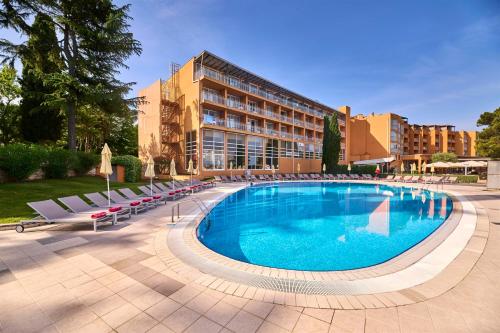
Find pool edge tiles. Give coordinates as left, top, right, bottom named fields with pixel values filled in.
left=196, top=182, right=454, bottom=271
left=162, top=181, right=481, bottom=297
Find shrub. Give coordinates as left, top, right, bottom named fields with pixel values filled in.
left=457, top=175, right=479, bottom=183
left=0, top=143, right=47, bottom=181
left=332, top=164, right=376, bottom=175
left=112, top=155, right=142, bottom=182
left=44, top=149, right=72, bottom=179
left=72, top=151, right=99, bottom=175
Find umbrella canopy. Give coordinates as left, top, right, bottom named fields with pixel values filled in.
left=297, top=163, right=301, bottom=174
left=400, top=163, right=405, bottom=173
left=411, top=163, right=417, bottom=173
left=229, top=161, right=233, bottom=170
left=170, top=159, right=177, bottom=177
left=100, top=143, right=113, bottom=207
left=431, top=165, right=435, bottom=173
left=145, top=155, right=155, bottom=178
left=422, top=161, right=427, bottom=172
left=462, top=160, right=487, bottom=167
left=432, top=161, right=451, bottom=168
left=100, top=143, right=113, bottom=176
left=347, top=164, right=352, bottom=171
left=322, top=163, right=326, bottom=173
left=271, top=165, right=275, bottom=175
left=187, top=159, right=194, bottom=174
left=375, top=164, right=380, bottom=172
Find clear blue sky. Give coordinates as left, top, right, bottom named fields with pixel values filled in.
left=116, top=0, right=499, bottom=131
left=2, top=1, right=499, bottom=130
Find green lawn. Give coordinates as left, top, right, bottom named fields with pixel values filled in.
left=0, top=176, right=147, bottom=224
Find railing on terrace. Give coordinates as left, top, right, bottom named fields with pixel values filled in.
left=280, top=132, right=293, bottom=139
left=196, top=66, right=328, bottom=117
left=294, top=134, right=304, bottom=140
left=202, top=117, right=225, bottom=127
left=227, top=122, right=246, bottom=131
left=294, top=119, right=304, bottom=127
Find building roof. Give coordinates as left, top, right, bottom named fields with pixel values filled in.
left=193, top=50, right=339, bottom=113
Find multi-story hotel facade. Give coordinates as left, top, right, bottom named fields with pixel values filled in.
left=138, top=51, right=350, bottom=177
left=138, top=51, right=477, bottom=176
left=349, top=113, right=478, bottom=170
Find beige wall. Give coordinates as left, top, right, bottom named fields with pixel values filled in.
left=138, top=80, right=162, bottom=160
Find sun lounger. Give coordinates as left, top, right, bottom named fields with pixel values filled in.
left=139, top=185, right=178, bottom=201
left=59, top=195, right=131, bottom=224
left=258, top=175, right=266, bottom=181
left=85, top=192, right=147, bottom=215
left=220, top=175, right=230, bottom=182
left=290, top=174, right=298, bottom=180
left=384, top=175, right=395, bottom=181
left=214, top=175, right=223, bottom=182
left=19, top=199, right=113, bottom=233
left=155, top=182, right=187, bottom=196
left=118, top=188, right=163, bottom=206
left=105, top=190, right=156, bottom=209
left=443, top=176, right=458, bottom=184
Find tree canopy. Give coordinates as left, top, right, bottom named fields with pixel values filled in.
left=476, top=107, right=500, bottom=158
left=0, top=0, right=142, bottom=150
left=0, top=65, right=21, bottom=144
left=431, top=152, right=458, bottom=163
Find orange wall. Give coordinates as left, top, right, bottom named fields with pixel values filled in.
left=138, top=80, right=162, bottom=160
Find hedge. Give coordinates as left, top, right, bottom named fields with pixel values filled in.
left=0, top=143, right=100, bottom=182
left=111, top=155, right=142, bottom=182
left=333, top=164, right=377, bottom=175
left=457, top=175, right=479, bottom=183
left=0, top=144, right=48, bottom=181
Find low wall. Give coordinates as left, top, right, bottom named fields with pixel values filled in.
left=487, top=161, right=500, bottom=189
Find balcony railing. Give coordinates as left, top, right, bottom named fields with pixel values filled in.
left=280, top=132, right=293, bottom=139
left=196, top=66, right=327, bottom=117
left=294, top=134, right=304, bottom=141
left=280, top=115, right=293, bottom=123
left=294, top=119, right=304, bottom=127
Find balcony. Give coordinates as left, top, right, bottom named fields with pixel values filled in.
left=196, top=66, right=327, bottom=117
left=280, top=115, right=293, bottom=123
left=280, top=132, right=293, bottom=139
left=305, top=122, right=315, bottom=129
left=264, top=128, right=279, bottom=137
left=294, top=119, right=304, bottom=127
left=294, top=134, right=304, bottom=141
left=305, top=136, right=315, bottom=142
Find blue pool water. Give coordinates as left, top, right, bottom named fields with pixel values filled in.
left=197, top=182, right=453, bottom=271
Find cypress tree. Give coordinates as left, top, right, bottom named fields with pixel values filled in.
left=329, top=113, right=342, bottom=171
left=19, top=13, right=64, bottom=143
left=321, top=115, right=332, bottom=171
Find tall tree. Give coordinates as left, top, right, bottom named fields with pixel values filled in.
left=0, top=0, right=142, bottom=150
left=321, top=115, right=332, bottom=171
left=329, top=113, right=342, bottom=170
left=321, top=114, right=342, bottom=173
left=19, top=13, right=64, bottom=143
left=0, top=65, right=21, bottom=144
left=476, top=107, right=500, bottom=158
left=431, top=152, right=458, bottom=163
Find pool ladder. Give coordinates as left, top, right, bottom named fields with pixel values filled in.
left=170, top=196, right=213, bottom=224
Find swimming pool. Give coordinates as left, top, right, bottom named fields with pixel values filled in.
left=197, top=182, right=453, bottom=271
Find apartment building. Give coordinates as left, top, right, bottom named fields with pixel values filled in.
left=138, top=51, right=350, bottom=177
left=349, top=113, right=477, bottom=170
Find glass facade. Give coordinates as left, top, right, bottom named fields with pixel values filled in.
left=280, top=141, right=293, bottom=158
left=247, top=136, right=264, bottom=169
left=202, top=129, right=224, bottom=170
left=227, top=133, right=245, bottom=169
left=305, top=143, right=314, bottom=159
left=185, top=130, right=197, bottom=169
left=265, top=139, right=279, bottom=169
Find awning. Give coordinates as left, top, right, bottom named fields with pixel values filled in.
left=353, top=156, right=396, bottom=165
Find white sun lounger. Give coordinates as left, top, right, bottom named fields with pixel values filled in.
left=19, top=199, right=113, bottom=233
left=58, top=195, right=131, bottom=224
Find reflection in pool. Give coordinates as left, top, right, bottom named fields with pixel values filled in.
left=197, top=182, right=453, bottom=271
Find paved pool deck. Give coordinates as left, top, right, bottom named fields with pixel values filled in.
left=0, top=181, right=499, bottom=332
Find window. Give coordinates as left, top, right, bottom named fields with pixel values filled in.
left=315, top=144, right=322, bottom=160
left=185, top=130, right=197, bottom=169
left=247, top=136, right=264, bottom=169
left=248, top=101, right=258, bottom=113
left=265, top=139, right=279, bottom=169
left=280, top=141, right=292, bottom=158
left=227, top=114, right=244, bottom=130
left=227, top=94, right=242, bottom=109
left=249, top=84, right=258, bottom=95
left=340, top=149, right=345, bottom=161
left=226, top=133, right=245, bottom=169
left=294, top=142, right=304, bottom=158
left=305, top=143, right=314, bottom=159
left=203, top=109, right=223, bottom=126
left=202, top=129, right=224, bottom=170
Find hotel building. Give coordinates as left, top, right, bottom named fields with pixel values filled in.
left=349, top=113, right=477, bottom=170
left=138, top=51, right=350, bottom=177
left=138, top=51, right=477, bottom=176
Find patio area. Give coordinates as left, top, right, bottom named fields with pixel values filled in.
left=0, top=182, right=499, bottom=333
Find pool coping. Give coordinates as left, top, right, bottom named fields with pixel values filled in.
left=156, top=181, right=489, bottom=308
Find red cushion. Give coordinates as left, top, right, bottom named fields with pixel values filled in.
left=142, top=198, right=152, bottom=203
left=168, top=192, right=176, bottom=195
left=108, top=206, right=122, bottom=212
left=175, top=190, right=182, bottom=193
left=153, top=195, right=162, bottom=199
left=130, top=201, right=141, bottom=207
left=91, top=211, right=107, bottom=219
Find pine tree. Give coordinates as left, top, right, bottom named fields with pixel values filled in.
left=19, top=13, right=64, bottom=143
left=1, top=0, right=142, bottom=150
